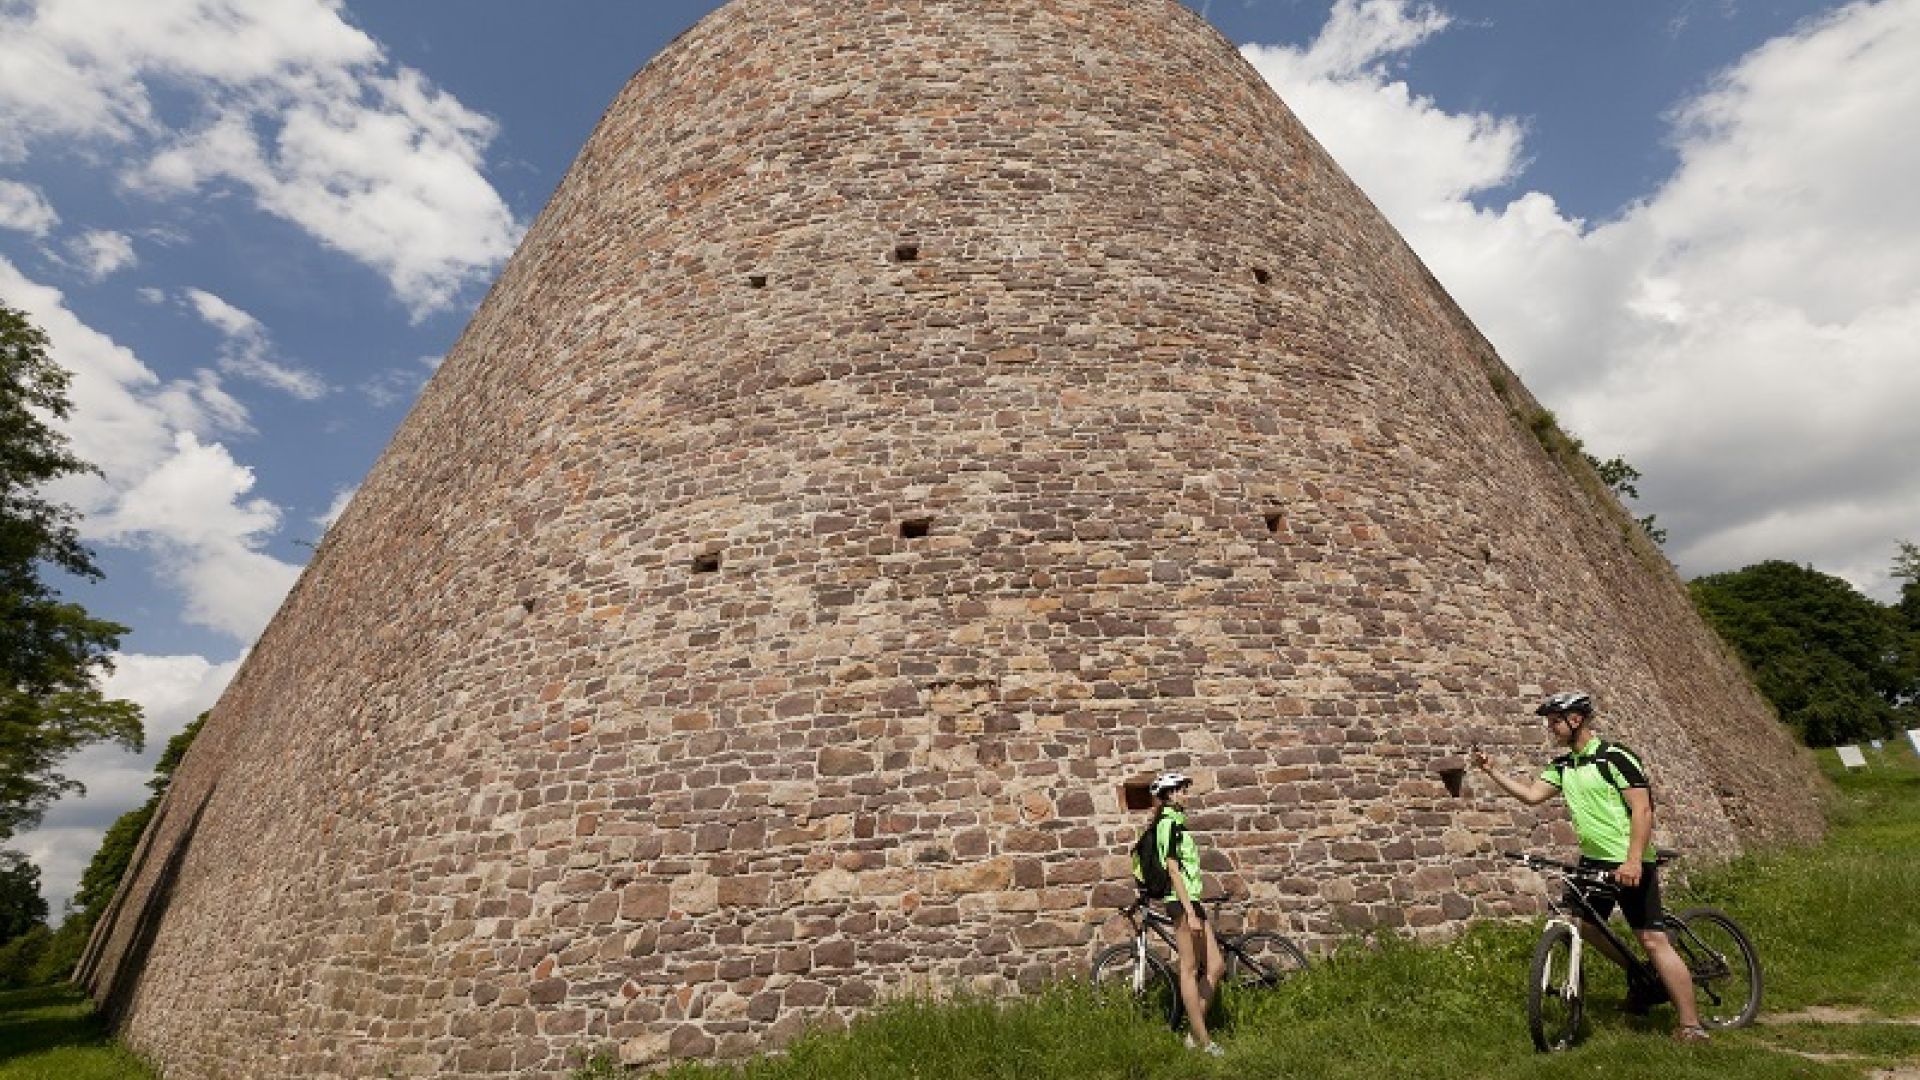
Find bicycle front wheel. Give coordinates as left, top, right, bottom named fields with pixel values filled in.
left=1223, top=931, right=1309, bottom=990
left=1671, top=907, right=1762, bottom=1028
left=1090, top=943, right=1181, bottom=1029
left=1527, top=923, right=1585, bottom=1052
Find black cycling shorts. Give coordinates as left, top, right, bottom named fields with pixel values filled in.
left=1567, top=857, right=1662, bottom=931
left=1164, top=900, right=1209, bottom=925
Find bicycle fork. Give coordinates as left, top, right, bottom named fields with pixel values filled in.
left=1546, top=917, right=1585, bottom=1006
left=1130, top=935, right=1150, bottom=992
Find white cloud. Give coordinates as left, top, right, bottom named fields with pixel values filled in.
left=1243, top=2, right=1527, bottom=221
left=314, top=485, right=357, bottom=530
left=93, top=432, right=302, bottom=640
left=13, top=652, right=241, bottom=916
left=0, top=0, right=520, bottom=316
left=1, top=257, right=302, bottom=638
left=1242, top=0, right=1920, bottom=600
left=65, top=228, right=137, bottom=280
left=0, top=179, right=59, bottom=235
left=182, top=287, right=329, bottom=399
left=0, top=255, right=247, bottom=485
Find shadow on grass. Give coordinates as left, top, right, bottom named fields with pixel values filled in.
left=0, top=984, right=114, bottom=1064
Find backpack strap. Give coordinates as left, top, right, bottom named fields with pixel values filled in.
left=1590, top=739, right=1653, bottom=808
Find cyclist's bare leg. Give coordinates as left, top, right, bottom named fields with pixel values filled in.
left=1197, top=926, right=1225, bottom=1016
left=1636, top=929, right=1702, bottom=1028
left=1173, top=911, right=1213, bottom=1046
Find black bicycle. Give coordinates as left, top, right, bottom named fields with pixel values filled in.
left=1509, top=852, right=1762, bottom=1051
left=1089, top=890, right=1308, bottom=1028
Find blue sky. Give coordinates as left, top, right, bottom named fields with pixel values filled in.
left=3, top=0, right=1914, bottom=914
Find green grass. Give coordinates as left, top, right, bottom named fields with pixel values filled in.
left=0, top=984, right=155, bottom=1079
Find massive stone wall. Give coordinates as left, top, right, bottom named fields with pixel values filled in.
left=83, top=0, right=1822, bottom=1075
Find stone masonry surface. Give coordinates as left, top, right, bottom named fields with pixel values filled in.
left=83, top=1, right=1823, bottom=1075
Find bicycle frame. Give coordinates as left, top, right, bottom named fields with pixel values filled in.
left=1543, top=869, right=1661, bottom=988
left=1112, top=893, right=1240, bottom=982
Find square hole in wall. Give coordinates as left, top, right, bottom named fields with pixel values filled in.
left=1263, top=511, right=1284, bottom=533
left=692, top=552, right=722, bottom=574
left=747, top=273, right=768, bottom=289
left=1253, top=267, right=1271, bottom=285
left=899, top=518, right=932, bottom=539
left=893, top=242, right=920, bottom=263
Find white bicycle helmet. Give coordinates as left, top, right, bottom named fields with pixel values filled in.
left=1535, top=691, right=1593, bottom=717
left=1148, top=771, right=1192, bottom=797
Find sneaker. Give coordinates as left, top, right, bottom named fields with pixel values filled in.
left=1183, top=1034, right=1196, bottom=1049
left=1203, top=1042, right=1226, bottom=1057
left=1673, top=1025, right=1711, bottom=1044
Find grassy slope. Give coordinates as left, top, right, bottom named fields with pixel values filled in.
left=0, top=985, right=155, bottom=1080
left=5, top=754, right=1915, bottom=1079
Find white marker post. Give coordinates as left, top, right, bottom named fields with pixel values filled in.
left=1907, top=729, right=1920, bottom=756
left=1836, top=745, right=1868, bottom=769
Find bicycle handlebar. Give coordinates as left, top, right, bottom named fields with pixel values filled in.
left=1504, top=851, right=1615, bottom=887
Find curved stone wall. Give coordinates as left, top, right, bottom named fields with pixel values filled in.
left=84, top=0, right=1822, bottom=1074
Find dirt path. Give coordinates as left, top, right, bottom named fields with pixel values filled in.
left=1756, top=1006, right=1920, bottom=1078
left=1764, top=1006, right=1920, bottom=1027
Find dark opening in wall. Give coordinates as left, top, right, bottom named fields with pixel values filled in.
left=692, top=552, right=722, bottom=574
left=747, top=274, right=768, bottom=289
left=1253, top=267, right=1271, bottom=285
left=1263, top=511, right=1284, bottom=533
left=899, top=518, right=932, bottom=539
left=893, top=243, right=920, bottom=263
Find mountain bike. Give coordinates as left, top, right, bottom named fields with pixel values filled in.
left=1089, top=890, right=1308, bottom=1028
left=1509, top=852, right=1762, bottom=1051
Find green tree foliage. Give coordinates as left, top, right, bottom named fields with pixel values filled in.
left=0, top=850, right=47, bottom=945
left=1894, top=540, right=1920, bottom=625
left=1691, top=560, right=1913, bottom=746
left=1891, top=540, right=1920, bottom=716
left=0, top=302, right=143, bottom=841
left=1582, top=452, right=1667, bottom=545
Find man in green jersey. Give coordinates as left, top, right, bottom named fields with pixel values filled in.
left=1473, top=692, right=1708, bottom=1043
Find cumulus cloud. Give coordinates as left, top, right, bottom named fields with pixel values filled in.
left=1, top=256, right=246, bottom=484
left=358, top=352, right=440, bottom=407
left=1243, top=0, right=1920, bottom=599
left=182, top=287, right=329, bottom=399
left=0, top=179, right=59, bottom=235
left=13, top=652, right=241, bottom=915
left=92, top=432, right=303, bottom=640
left=0, top=0, right=520, bottom=316
left=1, top=257, right=301, bottom=639
left=64, top=228, right=137, bottom=281
left=314, top=485, right=357, bottom=530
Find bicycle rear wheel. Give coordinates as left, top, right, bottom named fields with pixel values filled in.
left=1090, top=943, right=1181, bottom=1029
left=1527, top=923, right=1585, bottom=1052
left=1223, top=931, right=1309, bottom=990
left=1670, top=907, right=1762, bottom=1028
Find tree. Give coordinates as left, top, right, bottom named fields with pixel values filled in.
left=1691, top=560, right=1911, bottom=746
left=1583, top=453, right=1667, bottom=545
left=0, top=849, right=46, bottom=945
left=0, top=302, right=143, bottom=841
left=1890, top=540, right=1920, bottom=718
left=1894, top=540, right=1920, bottom=625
